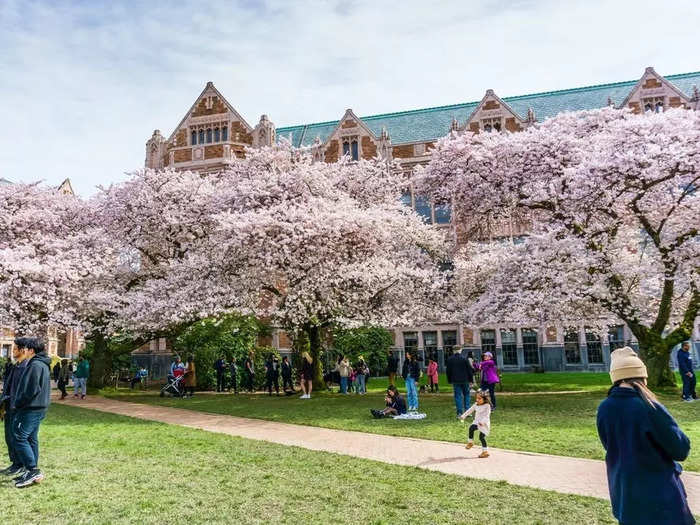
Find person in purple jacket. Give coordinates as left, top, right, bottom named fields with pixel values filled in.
left=477, top=352, right=500, bottom=409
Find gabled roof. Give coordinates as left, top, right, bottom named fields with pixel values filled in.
left=276, top=70, right=700, bottom=147
left=57, top=178, right=74, bottom=195
left=166, top=82, right=253, bottom=143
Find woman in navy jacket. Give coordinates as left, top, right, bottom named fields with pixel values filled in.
left=597, top=347, right=694, bottom=525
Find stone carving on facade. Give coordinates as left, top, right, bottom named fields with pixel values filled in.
left=145, top=129, right=167, bottom=169
left=377, top=127, right=392, bottom=161
left=692, top=85, right=700, bottom=110
left=311, top=136, right=324, bottom=162
left=253, top=114, right=276, bottom=148
left=526, top=107, right=536, bottom=125
left=449, top=117, right=460, bottom=134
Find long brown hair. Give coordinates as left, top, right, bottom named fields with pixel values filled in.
left=609, top=377, right=657, bottom=408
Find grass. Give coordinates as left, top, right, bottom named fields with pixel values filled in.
left=106, top=372, right=700, bottom=471
left=1, top=404, right=617, bottom=524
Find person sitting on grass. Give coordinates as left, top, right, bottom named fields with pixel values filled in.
left=460, top=389, right=492, bottom=458
left=371, top=385, right=407, bottom=419
left=130, top=366, right=148, bottom=390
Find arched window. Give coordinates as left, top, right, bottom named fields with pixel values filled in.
left=198, top=129, right=205, bottom=144
left=484, top=124, right=492, bottom=132
left=644, top=103, right=653, bottom=113
left=191, top=130, right=197, bottom=145
left=655, top=101, right=663, bottom=113
left=351, top=140, right=359, bottom=161
left=222, top=126, right=228, bottom=141
left=342, top=141, right=350, bottom=157
left=493, top=122, right=501, bottom=132
left=214, top=128, right=220, bottom=142
left=206, top=129, right=213, bottom=143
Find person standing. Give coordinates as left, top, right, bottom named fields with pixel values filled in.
left=299, top=352, right=313, bottom=399
left=9, top=337, right=51, bottom=487
left=244, top=353, right=255, bottom=393
left=228, top=358, right=238, bottom=394
left=597, top=347, right=694, bottom=525
left=355, top=356, right=368, bottom=395
left=387, top=350, right=399, bottom=386
left=73, top=354, right=90, bottom=400
left=214, top=355, right=227, bottom=393
left=281, top=356, right=293, bottom=394
left=477, top=352, right=499, bottom=409
left=57, top=359, right=71, bottom=400
left=426, top=358, right=439, bottom=393
left=678, top=341, right=697, bottom=402
left=0, top=345, right=20, bottom=479
left=52, top=361, right=60, bottom=387
left=446, top=349, right=473, bottom=416
left=183, top=355, right=196, bottom=397
left=335, top=355, right=351, bottom=394
left=403, top=352, right=421, bottom=412
left=170, top=355, right=185, bottom=379
left=265, top=355, right=280, bottom=396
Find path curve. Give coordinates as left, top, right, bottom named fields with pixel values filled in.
left=57, top=395, right=700, bottom=513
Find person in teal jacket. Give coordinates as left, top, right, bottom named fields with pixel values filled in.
left=73, top=354, right=90, bottom=399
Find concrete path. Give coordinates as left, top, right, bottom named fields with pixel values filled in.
left=58, top=395, right=700, bottom=512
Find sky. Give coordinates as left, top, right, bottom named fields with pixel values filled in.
left=1, top=0, right=699, bottom=195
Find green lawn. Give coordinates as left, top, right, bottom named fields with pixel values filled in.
left=107, top=373, right=700, bottom=471
left=1, top=404, right=617, bottom=524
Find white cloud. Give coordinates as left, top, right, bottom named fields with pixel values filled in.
left=1, top=0, right=698, bottom=194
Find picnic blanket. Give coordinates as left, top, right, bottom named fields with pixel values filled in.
left=392, top=412, right=426, bottom=420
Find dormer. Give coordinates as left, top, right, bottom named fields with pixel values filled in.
left=465, top=89, right=527, bottom=134
left=620, top=67, right=691, bottom=113
left=323, top=109, right=378, bottom=163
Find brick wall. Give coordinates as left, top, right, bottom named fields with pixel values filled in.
left=191, top=96, right=228, bottom=117
left=231, top=121, right=252, bottom=145
left=642, top=78, right=662, bottom=89
left=392, top=144, right=414, bottom=158
left=342, top=119, right=358, bottom=129
left=175, top=130, right=187, bottom=147
left=361, top=136, right=377, bottom=159
left=325, top=140, right=339, bottom=163
left=469, top=122, right=480, bottom=133
left=205, top=144, right=223, bottom=159
left=669, top=96, right=683, bottom=108
left=505, top=117, right=521, bottom=132
left=483, top=100, right=500, bottom=110
left=628, top=102, right=641, bottom=113
left=174, top=149, right=192, bottom=163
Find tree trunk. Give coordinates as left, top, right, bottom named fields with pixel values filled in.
left=636, top=331, right=676, bottom=389
left=306, top=325, right=325, bottom=390
left=88, top=332, right=111, bottom=388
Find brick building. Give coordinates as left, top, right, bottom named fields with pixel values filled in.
left=146, top=66, right=700, bottom=373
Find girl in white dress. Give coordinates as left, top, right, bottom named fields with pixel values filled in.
left=459, top=389, right=492, bottom=458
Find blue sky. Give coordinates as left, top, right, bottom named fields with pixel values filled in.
left=1, top=0, right=699, bottom=195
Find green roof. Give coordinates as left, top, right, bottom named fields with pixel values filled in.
left=276, top=71, right=700, bottom=147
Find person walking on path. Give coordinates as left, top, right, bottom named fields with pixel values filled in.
left=7, top=337, right=51, bottom=487
left=403, top=352, right=421, bottom=411
left=57, top=360, right=71, bottom=400
left=460, top=389, right=492, bottom=458
left=355, top=356, right=368, bottom=395
left=678, top=341, right=697, bottom=402
left=299, top=352, right=313, bottom=399
left=0, top=347, right=19, bottom=479
left=183, top=355, right=196, bottom=397
left=281, top=356, right=293, bottom=394
left=52, top=361, right=60, bottom=387
left=334, top=355, right=352, bottom=394
left=446, top=349, right=474, bottom=416
left=265, top=355, right=280, bottom=396
left=214, top=355, right=227, bottom=393
left=477, top=352, right=499, bottom=409
left=228, top=358, right=238, bottom=394
left=426, top=358, right=439, bottom=393
left=73, top=354, right=90, bottom=400
left=387, top=350, right=399, bottom=386
left=244, top=353, right=255, bottom=393
left=597, top=347, right=695, bottom=525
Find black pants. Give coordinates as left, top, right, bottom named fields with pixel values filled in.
left=266, top=376, right=279, bottom=395
left=229, top=374, right=238, bottom=393
left=185, top=386, right=195, bottom=396
left=469, top=424, right=487, bottom=448
left=282, top=375, right=293, bottom=391
left=429, top=378, right=439, bottom=393
left=130, top=377, right=141, bottom=389
left=216, top=370, right=225, bottom=392
left=57, top=379, right=67, bottom=397
left=482, top=382, right=496, bottom=408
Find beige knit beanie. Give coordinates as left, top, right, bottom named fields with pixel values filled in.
left=609, top=347, right=648, bottom=383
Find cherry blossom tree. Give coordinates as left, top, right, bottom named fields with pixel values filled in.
left=419, top=107, right=699, bottom=386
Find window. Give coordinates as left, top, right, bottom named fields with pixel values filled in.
left=351, top=140, right=359, bottom=161
left=564, top=329, right=581, bottom=363
left=481, top=329, right=496, bottom=355
left=522, top=329, right=539, bottom=365
left=414, top=195, right=432, bottom=223
left=643, top=97, right=664, bottom=113
left=198, top=130, right=205, bottom=144
left=342, top=142, right=350, bottom=156
left=222, top=126, right=228, bottom=141
left=608, top=325, right=625, bottom=351
left=342, top=138, right=359, bottom=160
left=423, top=331, right=438, bottom=361
left=442, top=330, right=457, bottom=353
left=403, top=332, right=418, bottom=353
left=191, top=130, right=197, bottom=145
left=482, top=118, right=502, bottom=132
left=400, top=191, right=412, bottom=208
left=655, top=101, right=664, bottom=113
left=214, top=128, right=220, bottom=142
left=0, top=344, right=10, bottom=357
left=206, top=128, right=213, bottom=143
left=434, top=203, right=451, bottom=224
left=585, top=329, right=603, bottom=364
left=484, top=123, right=492, bottom=132
left=501, top=329, right=517, bottom=366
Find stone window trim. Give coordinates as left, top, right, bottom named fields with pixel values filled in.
left=190, top=122, right=231, bottom=145
left=341, top=135, right=360, bottom=161
left=481, top=117, right=502, bottom=132
left=643, top=96, right=665, bottom=113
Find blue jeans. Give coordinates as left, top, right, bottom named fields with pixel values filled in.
left=74, top=377, right=87, bottom=396
left=405, top=377, right=418, bottom=409
left=4, top=409, right=18, bottom=467
left=340, top=376, right=348, bottom=394
left=356, top=374, right=366, bottom=394
left=682, top=372, right=696, bottom=399
left=452, top=383, right=470, bottom=415
left=12, top=409, right=46, bottom=469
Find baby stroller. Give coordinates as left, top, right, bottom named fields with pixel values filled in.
left=160, top=370, right=185, bottom=398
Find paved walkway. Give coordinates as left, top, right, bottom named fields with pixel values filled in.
left=58, top=395, right=700, bottom=512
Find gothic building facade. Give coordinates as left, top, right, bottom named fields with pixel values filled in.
left=146, top=66, right=700, bottom=372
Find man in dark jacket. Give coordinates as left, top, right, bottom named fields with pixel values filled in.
left=678, top=341, right=697, bottom=402
left=0, top=345, right=20, bottom=478
left=214, top=355, right=227, bottom=393
left=446, top=348, right=473, bottom=416
left=8, top=337, right=51, bottom=488
left=281, top=356, right=293, bottom=394
left=386, top=351, right=399, bottom=386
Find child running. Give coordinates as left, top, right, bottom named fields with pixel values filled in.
left=459, top=389, right=492, bottom=458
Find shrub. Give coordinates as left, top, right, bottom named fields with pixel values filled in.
left=332, top=325, right=392, bottom=376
